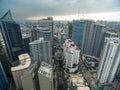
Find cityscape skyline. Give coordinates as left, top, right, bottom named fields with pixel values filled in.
left=0, top=1, right=120, bottom=90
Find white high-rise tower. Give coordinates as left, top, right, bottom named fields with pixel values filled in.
left=97, top=37, right=120, bottom=84
left=29, top=38, right=52, bottom=65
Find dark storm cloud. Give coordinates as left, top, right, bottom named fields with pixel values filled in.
left=0, top=0, right=120, bottom=19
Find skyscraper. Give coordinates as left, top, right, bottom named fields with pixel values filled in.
left=97, top=37, right=120, bottom=84
left=0, top=10, right=23, bottom=62
left=63, top=39, right=80, bottom=73
left=29, top=38, right=52, bottom=65
left=0, top=61, right=9, bottom=90
left=38, top=17, right=53, bottom=42
left=21, top=61, right=40, bottom=90
left=38, top=17, right=53, bottom=31
left=11, top=53, right=31, bottom=90
left=72, top=20, right=85, bottom=48
left=31, top=27, right=52, bottom=42
left=82, top=21, right=106, bottom=57
left=38, top=62, right=53, bottom=90
left=0, top=39, right=12, bottom=84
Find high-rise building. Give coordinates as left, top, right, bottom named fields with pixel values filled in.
left=11, top=53, right=31, bottom=90
left=0, top=38, right=13, bottom=83
left=0, top=61, right=9, bottom=90
left=97, top=37, right=120, bottom=84
left=104, top=30, right=118, bottom=37
left=31, top=27, right=52, bottom=42
left=72, top=20, right=85, bottom=48
left=116, top=64, right=120, bottom=78
left=0, top=10, right=23, bottom=62
left=21, top=26, right=31, bottom=54
left=82, top=22, right=106, bottom=57
left=38, top=17, right=53, bottom=42
left=29, top=38, right=52, bottom=65
left=38, top=17, right=53, bottom=31
left=38, top=62, right=53, bottom=90
left=63, top=39, right=80, bottom=73
left=21, top=61, right=40, bottom=90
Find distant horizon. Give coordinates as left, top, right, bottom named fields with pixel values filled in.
left=13, top=11, right=120, bottom=22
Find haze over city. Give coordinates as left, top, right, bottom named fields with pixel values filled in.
left=0, top=0, right=120, bottom=21
left=0, top=0, right=120, bottom=90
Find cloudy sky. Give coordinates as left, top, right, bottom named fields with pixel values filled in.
left=0, top=0, right=120, bottom=21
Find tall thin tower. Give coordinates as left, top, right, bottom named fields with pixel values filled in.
left=97, top=37, right=120, bottom=84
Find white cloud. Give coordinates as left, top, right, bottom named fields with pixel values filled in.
left=26, top=11, right=120, bottom=21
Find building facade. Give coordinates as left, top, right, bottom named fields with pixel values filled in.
left=97, top=37, right=120, bottom=84
left=11, top=53, right=31, bottom=90
left=38, top=17, right=53, bottom=42
left=0, top=10, right=23, bottom=62
left=82, top=21, right=106, bottom=57
left=0, top=61, right=9, bottom=90
left=29, top=38, right=52, bottom=65
left=38, top=62, right=53, bottom=90
left=72, top=20, right=85, bottom=48
left=21, top=61, right=40, bottom=90
left=63, top=39, right=80, bottom=73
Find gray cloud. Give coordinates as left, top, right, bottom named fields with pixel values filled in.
left=0, top=0, right=120, bottom=19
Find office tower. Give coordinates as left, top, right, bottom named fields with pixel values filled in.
left=21, top=61, right=40, bottom=90
left=11, top=53, right=31, bottom=90
left=38, top=17, right=53, bottom=31
left=0, top=61, right=9, bottom=90
left=38, top=17, right=53, bottom=41
left=68, top=22, right=73, bottom=38
left=60, top=33, right=68, bottom=44
left=116, top=64, right=120, bottom=78
left=29, top=38, right=52, bottom=65
left=81, top=20, right=94, bottom=52
left=0, top=10, right=23, bottom=62
left=31, top=27, right=52, bottom=42
left=72, top=20, right=85, bottom=48
left=22, top=36, right=30, bottom=53
left=97, top=37, right=120, bottom=84
left=63, top=39, right=80, bottom=73
left=38, top=62, right=53, bottom=90
left=21, top=26, right=31, bottom=54
left=82, top=21, right=106, bottom=57
left=0, top=36, right=13, bottom=83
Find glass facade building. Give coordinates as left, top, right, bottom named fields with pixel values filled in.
left=72, top=20, right=85, bottom=48
left=0, top=10, right=23, bottom=62
left=0, top=62, right=9, bottom=90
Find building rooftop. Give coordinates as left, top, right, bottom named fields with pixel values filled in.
left=69, top=74, right=90, bottom=90
left=86, top=58, right=97, bottom=63
left=36, top=27, right=49, bottom=30
left=105, top=37, right=119, bottom=43
left=11, top=53, right=31, bottom=71
left=77, top=87, right=90, bottom=90
left=29, top=37, right=45, bottom=44
left=18, top=53, right=30, bottom=61
left=106, top=31, right=118, bottom=36
left=22, top=61, right=40, bottom=75
left=38, top=62, right=52, bottom=78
